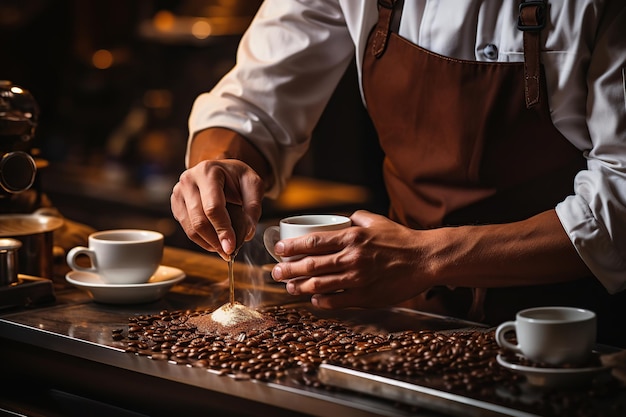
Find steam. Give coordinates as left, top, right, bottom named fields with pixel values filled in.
left=234, top=225, right=277, bottom=309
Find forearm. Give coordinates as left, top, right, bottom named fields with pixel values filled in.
left=189, top=127, right=274, bottom=191
left=428, top=209, right=592, bottom=288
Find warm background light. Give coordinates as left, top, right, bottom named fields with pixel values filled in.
left=153, top=10, right=175, bottom=31
left=191, top=20, right=212, bottom=39
left=92, top=49, right=113, bottom=69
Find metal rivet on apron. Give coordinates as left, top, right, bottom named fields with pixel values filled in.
left=483, top=44, right=499, bottom=60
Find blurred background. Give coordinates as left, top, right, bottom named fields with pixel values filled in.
left=0, top=0, right=387, bottom=251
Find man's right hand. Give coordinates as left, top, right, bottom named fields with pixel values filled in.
left=170, top=158, right=264, bottom=260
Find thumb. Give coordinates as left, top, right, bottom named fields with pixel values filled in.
left=350, top=209, right=379, bottom=227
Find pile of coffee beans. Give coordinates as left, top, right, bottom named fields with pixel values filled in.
left=116, top=305, right=624, bottom=417
left=121, top=305, right=394, bottom=383
left=337, top=328, right=516, bottom=393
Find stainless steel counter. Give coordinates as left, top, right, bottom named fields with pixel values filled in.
left=0, top=247, right=450, bottom=417
left=0, top=247, right=623, bottom=417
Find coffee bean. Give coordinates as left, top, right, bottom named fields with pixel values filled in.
left=115, top=306, right=622, bottom=417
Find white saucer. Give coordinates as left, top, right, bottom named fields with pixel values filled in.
left=496, top=353, right=609, bottom=388
left=66, top=265, right=185, bottom=304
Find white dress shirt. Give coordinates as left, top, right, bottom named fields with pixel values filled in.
left=188, top=0, right=626, bottom=293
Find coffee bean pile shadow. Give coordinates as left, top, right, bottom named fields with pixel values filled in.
left=116, top=306, right=624, bottom=417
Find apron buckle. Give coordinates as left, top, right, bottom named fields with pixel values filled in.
left=517, top=1, right=547, bottom=32
left=377, top=0, right=396, bottom=9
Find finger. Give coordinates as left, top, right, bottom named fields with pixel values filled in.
left=171, top=175, right=222, bottom=252
left=311, top=288, right=367, bottom=309
left=198, top=165, right=237, bottom=258
left=284, top=272, right=351, bottom=296
left=170, top=190, right=217, bottom=253
left=271, top=249, right=351, bottom=282
left=311, top=284, right=392, bottom=309
left=238, top=170, right=264, bottom=241
left=180, top=187, right=221, bottom=252
left=276, top=230, right=349, bottom=260
left=350, top=209, right=380, bottom=227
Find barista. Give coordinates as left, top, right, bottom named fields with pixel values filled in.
left=171, top=1, right=626, bottom=346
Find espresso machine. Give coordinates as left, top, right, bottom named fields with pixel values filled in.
left=0, top=80, right=59, bottom=308
left=0, top=80, right=38, bottom=201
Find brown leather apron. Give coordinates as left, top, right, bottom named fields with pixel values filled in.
left=362, top=0, right=625, bottom=346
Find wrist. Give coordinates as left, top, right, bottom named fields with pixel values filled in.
left=189, top=127, right=274, bottom=190
left=416, top=226, right=457, bottom=287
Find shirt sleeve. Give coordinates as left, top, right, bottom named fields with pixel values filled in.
left=187, top=0, right=356, bottom=198
left=555, top=1, right=626, bottom=293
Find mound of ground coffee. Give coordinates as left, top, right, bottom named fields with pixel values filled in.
left=187, top=302, right=276, bottom=336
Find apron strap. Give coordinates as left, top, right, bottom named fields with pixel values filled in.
left=371, top=0, right=398, bottom=58
left=517, top=0, right=547, bottom=108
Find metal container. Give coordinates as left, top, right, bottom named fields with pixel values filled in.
left=0, top=238, right=21, bottom=285
left=0, top=211, right=63, bottom=278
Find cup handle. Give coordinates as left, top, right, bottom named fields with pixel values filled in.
left=495, top=321, right=521, bottom=353
left=66, top=246, right=98, bottom=273
left=263, top=226, right=281, bottom=262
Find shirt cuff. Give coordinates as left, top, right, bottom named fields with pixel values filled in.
left=556, top=195, right=626, bottom=294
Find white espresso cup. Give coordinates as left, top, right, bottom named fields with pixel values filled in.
left=263, top=214, right=351, bottom=262
left=66, top=229, right=164, bottom=284
left=495, top=306, right=596, bottom=365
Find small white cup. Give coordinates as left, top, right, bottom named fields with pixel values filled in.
left=495, top=306, right=596, bottom=365
left=263, top=214, right=351, bottom=262
left=66, top=229, right=164, bottom=285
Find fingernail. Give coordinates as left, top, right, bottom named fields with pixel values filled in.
left=311, top=295, right=319, bottom=307
left=286, top=281, right=298, bottom=295
left=275, top=241, right=285, bottom=255
left=272, top=265, right=283, bottom=280
left=221, top=238, right=233, bottom=255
